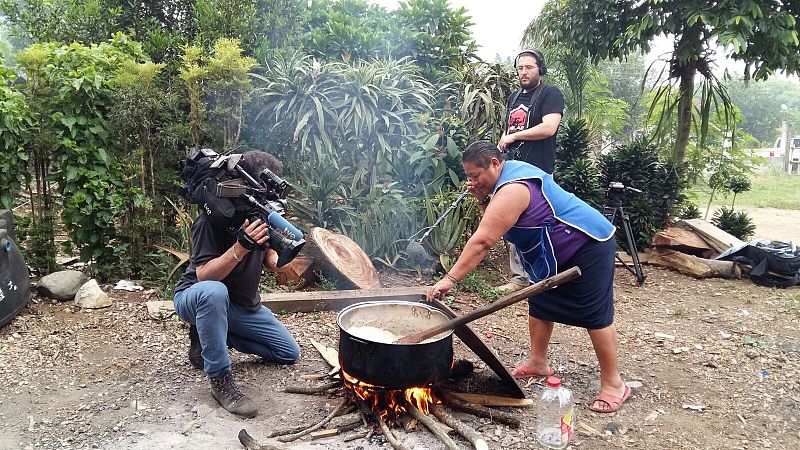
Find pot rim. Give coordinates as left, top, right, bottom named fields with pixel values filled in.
left=337, top=300, right=454, bottom=344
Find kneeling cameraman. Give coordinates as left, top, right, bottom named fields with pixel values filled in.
left=173, top=150, right=300, bottom=418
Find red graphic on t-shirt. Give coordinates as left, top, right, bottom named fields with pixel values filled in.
left=508, top=104, right=528, bottom=134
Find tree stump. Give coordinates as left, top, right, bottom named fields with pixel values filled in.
left=305, top=228, right=381, bottom=289
left=273, top=255, right=318, bottom=288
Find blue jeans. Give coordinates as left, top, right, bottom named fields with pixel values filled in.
left=173, top=280, right=300, bottom=378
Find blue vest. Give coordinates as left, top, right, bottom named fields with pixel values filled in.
left=492, top=161, right=615, bottom=282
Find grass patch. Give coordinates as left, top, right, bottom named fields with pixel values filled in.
left=688, top=171, right=800, bottom=210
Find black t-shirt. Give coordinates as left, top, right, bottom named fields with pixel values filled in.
left=175, top=214, right=265, bottom=311
left=506, top=84, right=565, bottom=174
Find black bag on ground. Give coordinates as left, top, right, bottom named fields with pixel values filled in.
left=717, top=239, right=800, bottom=288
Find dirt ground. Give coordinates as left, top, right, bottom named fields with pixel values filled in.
left=1, top=242, right=799, bottom=450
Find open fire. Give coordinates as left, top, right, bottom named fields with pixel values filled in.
left=341, top=369, right=438, bottom=424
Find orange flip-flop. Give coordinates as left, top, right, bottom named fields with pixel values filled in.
left=588, top=386, right=631, bottom=413
left=511, top=363, right=555, bottom=379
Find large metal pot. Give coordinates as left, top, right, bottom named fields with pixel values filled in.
left=337, top=301, right=454, bottom=389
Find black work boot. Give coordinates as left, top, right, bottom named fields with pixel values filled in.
left=209, top=371, right=258, bottom=418
left=188, top=325, right=203, bottom=369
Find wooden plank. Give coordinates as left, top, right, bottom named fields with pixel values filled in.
left=653, top=227, right=715, bottom=257
left=444, top=391, right=534, bottom=408
left=309, top=338, right=340, bottom=371
left=676, top=219, right=745, bottom=253
left=260, top=287, right=428, bottom=313
left=428, top=299, right=527, bottom=399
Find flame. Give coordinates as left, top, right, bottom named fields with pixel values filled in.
left=342, top=370, right=438, bottom=423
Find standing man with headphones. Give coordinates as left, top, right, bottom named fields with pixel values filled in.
left=496, top=49, right=565, bottom=293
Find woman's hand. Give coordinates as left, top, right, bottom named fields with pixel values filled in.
left=466, top=180, right=490, bottom=205
left=427, top=277, right=455, bottom=301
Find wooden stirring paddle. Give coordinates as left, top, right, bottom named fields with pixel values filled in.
left=394, top=266, right=582, bottom=345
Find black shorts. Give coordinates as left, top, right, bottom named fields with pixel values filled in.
left=528, top=236, right=616, bottom=329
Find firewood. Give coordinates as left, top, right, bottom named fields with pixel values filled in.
left=431, top=404, right=489, bottom=450
left=309, top=417, right=361, bottom=440
left=237, top=429, right=286, bottom=450
left=305, top=227, right=381, bottom=289
left=443, top=391, right=533, bottom=408
left=378, top=418, right=412, bottom=450
left=406, top=403, right=460, bottom=450
left=284, top=381, right=342, bottom=395
left=275, top=398, right=349, bottom=442
left=438, top=391, right=521, bottom=428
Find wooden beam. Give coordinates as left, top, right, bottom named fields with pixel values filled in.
left=260, top=287, right=428, bottom=313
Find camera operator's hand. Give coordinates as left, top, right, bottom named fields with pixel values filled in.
left=237, top=218, right=269, bottom=251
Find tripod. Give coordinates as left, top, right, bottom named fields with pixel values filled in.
left=602, top=186, right=646, bottom=285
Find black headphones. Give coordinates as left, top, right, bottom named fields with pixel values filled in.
left=514, top=49, right=547, bottom=76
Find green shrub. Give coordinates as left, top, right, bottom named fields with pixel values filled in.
left=555, top=119, right=604, bottom=208
left=679, top=202, right=702, bottom=220
left=599, top=139, right=685, bottom=250
left=712, top=207, right=756, bottom=240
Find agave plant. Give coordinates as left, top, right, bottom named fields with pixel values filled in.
left=712, top=207, right=756, bottom=241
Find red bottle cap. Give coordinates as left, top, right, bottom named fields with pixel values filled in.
left=546, top=376, right=561, bottom=388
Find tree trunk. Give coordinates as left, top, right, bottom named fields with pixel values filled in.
left=674, top=66, right=696, bottom=163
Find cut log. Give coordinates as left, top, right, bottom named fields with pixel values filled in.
left=676, top=219, right=745, bottom=253
left=305, top=227, right=381, bottom=289
left=652, top=227, right=716, bottom=258
left=649, top=248, right=741, bottom=279
left=274, top=255, right=318, bottom=288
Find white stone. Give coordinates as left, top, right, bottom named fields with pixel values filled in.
left=74, top=280, right=112, bottom=309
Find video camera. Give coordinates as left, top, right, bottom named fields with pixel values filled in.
left=181, top=147, right=305, bottom=268
left=605, top=181, right=642, bottom=207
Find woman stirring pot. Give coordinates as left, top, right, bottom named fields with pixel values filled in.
left=427, top=140, right=631, bottom=413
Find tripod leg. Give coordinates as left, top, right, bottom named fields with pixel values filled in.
left=619, top=211, right=646, bottom=285
left=605, top=206, right=639, bottom=280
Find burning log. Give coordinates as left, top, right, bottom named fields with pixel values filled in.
left=431, top=404, right=489, bottom=450
left=378, top=417, right=412, bottom=450
left=438, top=391, right=521, bottom=428
left=284, top=381, right=342, bottom=395
left=406, top=403, right=460, bottom=450
left=275, top=398, right=351, bottom=443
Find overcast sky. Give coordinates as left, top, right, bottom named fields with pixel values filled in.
left=369, top=0, right=546, bottom=61
left=368, top=0, right=797, bottom=83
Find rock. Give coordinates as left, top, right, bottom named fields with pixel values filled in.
left=606, top=421, right=619, bottom=434
left=745, top=349, right=760, bottom=359
left=625, top=380, right=643, bottom=389
left=74, top=280, right=112, bottom=309
left=37, top=270, right=88, bottom=301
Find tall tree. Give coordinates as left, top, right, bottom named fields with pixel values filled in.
left=532, top=0, right=800, bottom=163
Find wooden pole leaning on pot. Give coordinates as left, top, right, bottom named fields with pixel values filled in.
left=395, top=266, right=582, bottom=344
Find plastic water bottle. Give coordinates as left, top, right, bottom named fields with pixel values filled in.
left=536, top=376, right=574, bottom=449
